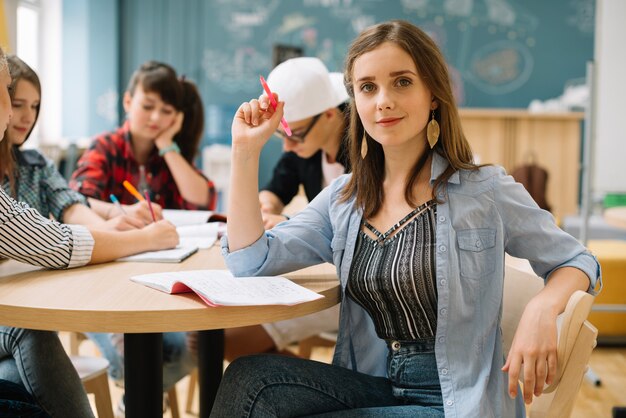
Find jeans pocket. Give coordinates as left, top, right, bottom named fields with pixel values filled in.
left=457, top=228, right=496, bottom=279
left=389, top=350, right=442, bottom=407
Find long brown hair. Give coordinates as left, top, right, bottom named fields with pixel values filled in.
left=340, top=20, right=478, bottom=218
left=127, top=61, right=204, bottom=163
left=0, top=55, right=41, bottom=195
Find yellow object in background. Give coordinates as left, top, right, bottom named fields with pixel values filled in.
left=0, top=0, right=10, bottom=51
left=587, top=239, right=626, bottom=340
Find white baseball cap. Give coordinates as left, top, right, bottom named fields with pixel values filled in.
left=266, top=57, right=349, bottom=123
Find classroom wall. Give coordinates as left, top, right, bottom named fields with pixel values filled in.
left=61, top=0, right=118, bottom=141
left=63, top=0, right=596, bottom=188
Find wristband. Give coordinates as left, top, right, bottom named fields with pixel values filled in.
left=158, top=142, right=181, bottom=157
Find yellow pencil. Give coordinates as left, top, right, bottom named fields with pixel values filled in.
left=122, top=180, right=145, bottom=202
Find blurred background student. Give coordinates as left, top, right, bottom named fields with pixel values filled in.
left=216, top=57, right=348, bottom=362
left=259, top=57, right=350, bottom=230
left=1, top=55, right=142, bottom=231
left=70, top=61, right=216, bottom=223
left=69, top=60, right=215, bottom=415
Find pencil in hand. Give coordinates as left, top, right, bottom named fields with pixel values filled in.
left=144, top=190, right=157, bottom=223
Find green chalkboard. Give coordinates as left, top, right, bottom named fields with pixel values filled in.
left=119, top=0, right=595, bottom=186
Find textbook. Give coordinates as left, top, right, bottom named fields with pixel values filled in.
left=117, top=246, right=198, bottom=263
left=130, top=269, right=324, bottom=306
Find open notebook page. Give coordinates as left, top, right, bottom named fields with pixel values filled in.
left=130, top=269, right=324, bottom=306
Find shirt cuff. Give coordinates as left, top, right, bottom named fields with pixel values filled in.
left=220, top=233, right=269, bottom=277
left=67, top=225, right=95, bottom=268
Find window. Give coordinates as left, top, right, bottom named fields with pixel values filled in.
left=16, top=0, right=39, bottom=70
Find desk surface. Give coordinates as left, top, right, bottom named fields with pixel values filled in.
left=604, top=207, right=626, bottom=230
left=0, top=246, right=340, bottom=333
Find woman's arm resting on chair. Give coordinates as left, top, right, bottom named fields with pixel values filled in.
left=502, top=267, right=590, bottom=404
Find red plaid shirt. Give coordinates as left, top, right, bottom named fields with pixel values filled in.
left=70, top=122, right=216, bottom=210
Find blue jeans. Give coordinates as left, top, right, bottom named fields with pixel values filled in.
left=86, top=332, right=195, bottom=390
left=0, top=378, right=50, bottom=417
left=0, top=326, right=94, bottom=418
left=210, top=340, right=444, bottom=417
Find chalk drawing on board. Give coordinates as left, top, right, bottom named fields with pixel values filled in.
left=96, top=88, right=118, bottom=124
left=466, top=40, right=533, bottom=95
left=214, top=0, right=280, bottom=41
left=567, top=0, right=594, bottom=34
left=275, top=14, right=317, bottom=36
left=202, top=48, right=272, bottom=94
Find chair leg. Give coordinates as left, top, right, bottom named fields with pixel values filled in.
left=70, top=332, right=88, bottom=356
left=185, top=368, right=198, bottom=413
left=82, top=373, right=114, bottom=418
left=167, top=386, right=180, bottom=418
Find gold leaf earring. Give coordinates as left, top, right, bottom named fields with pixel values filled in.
left=361, top=133, right=368, bottom=159
left=427, top=110, right=440, bottom=149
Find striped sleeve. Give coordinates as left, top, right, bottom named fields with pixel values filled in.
left=0, top=188, right=94, bottom=269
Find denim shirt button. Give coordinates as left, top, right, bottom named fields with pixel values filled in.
left=438, top=215, right=445, bottom=223
left=475, top=240, right=482, bottom=248
left=441, top=368, right=448, bottom=375
left=440, top=279, right=446, bottom=286
left=440, top=308, right=447, bottom=315
left=439, top=245, right=447, bottom=252
left=438, top=337, right=445, bottom=343
left=446, top=400, right=454, bottom=406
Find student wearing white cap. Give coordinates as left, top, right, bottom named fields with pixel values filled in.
left=259, top=57, right=350, bottom=229
left=220, top=57, right=347, bottom=361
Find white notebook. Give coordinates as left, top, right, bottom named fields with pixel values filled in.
left=130, top=269, right=324, bottom=306
left=162, top=209, right=213, bottom=227
left=117, top=246, right=198, bottom=263
left=177, top=223, right=218, bottom=249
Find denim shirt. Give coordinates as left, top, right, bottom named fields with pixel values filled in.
left=221, top=152, right=601, bottom=418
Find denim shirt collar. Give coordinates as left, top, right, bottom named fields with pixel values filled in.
left=430, top=152, right=460, bottom=185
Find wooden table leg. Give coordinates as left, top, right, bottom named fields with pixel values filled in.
left=125, top=333, right=163, bottom=417
left=198, top=329, right=224, bottom=417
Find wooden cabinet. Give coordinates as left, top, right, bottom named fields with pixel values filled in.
left=459, top=109, right=584, bottom=219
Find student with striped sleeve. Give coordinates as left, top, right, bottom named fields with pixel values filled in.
left=0, top=46, right=179, bottom=418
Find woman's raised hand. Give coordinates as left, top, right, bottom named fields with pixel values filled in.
left=231, top=93, right=284, bottom=155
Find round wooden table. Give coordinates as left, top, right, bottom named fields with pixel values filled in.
left=0, top=246, right=340, bottom=417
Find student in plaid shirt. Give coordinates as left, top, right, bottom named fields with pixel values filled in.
left=69, top=61, right=216, bottom=414
left=70, top=61, right=216, bottom=225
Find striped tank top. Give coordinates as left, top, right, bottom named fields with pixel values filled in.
left=346, top=199, right=438, bottom=341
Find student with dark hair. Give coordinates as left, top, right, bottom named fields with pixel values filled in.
left=70, top=61, right=216, bottom=222
left=210, top=20, right=600, bottom=417
left=70, top=60, right=214, bottom=415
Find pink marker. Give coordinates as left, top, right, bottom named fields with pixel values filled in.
left=259, top=75, right=292, bottom=137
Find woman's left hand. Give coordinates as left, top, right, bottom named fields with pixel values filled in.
left=155, top=112, right=184, bottom=149
left=502, top=298, right=559, bottom=404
